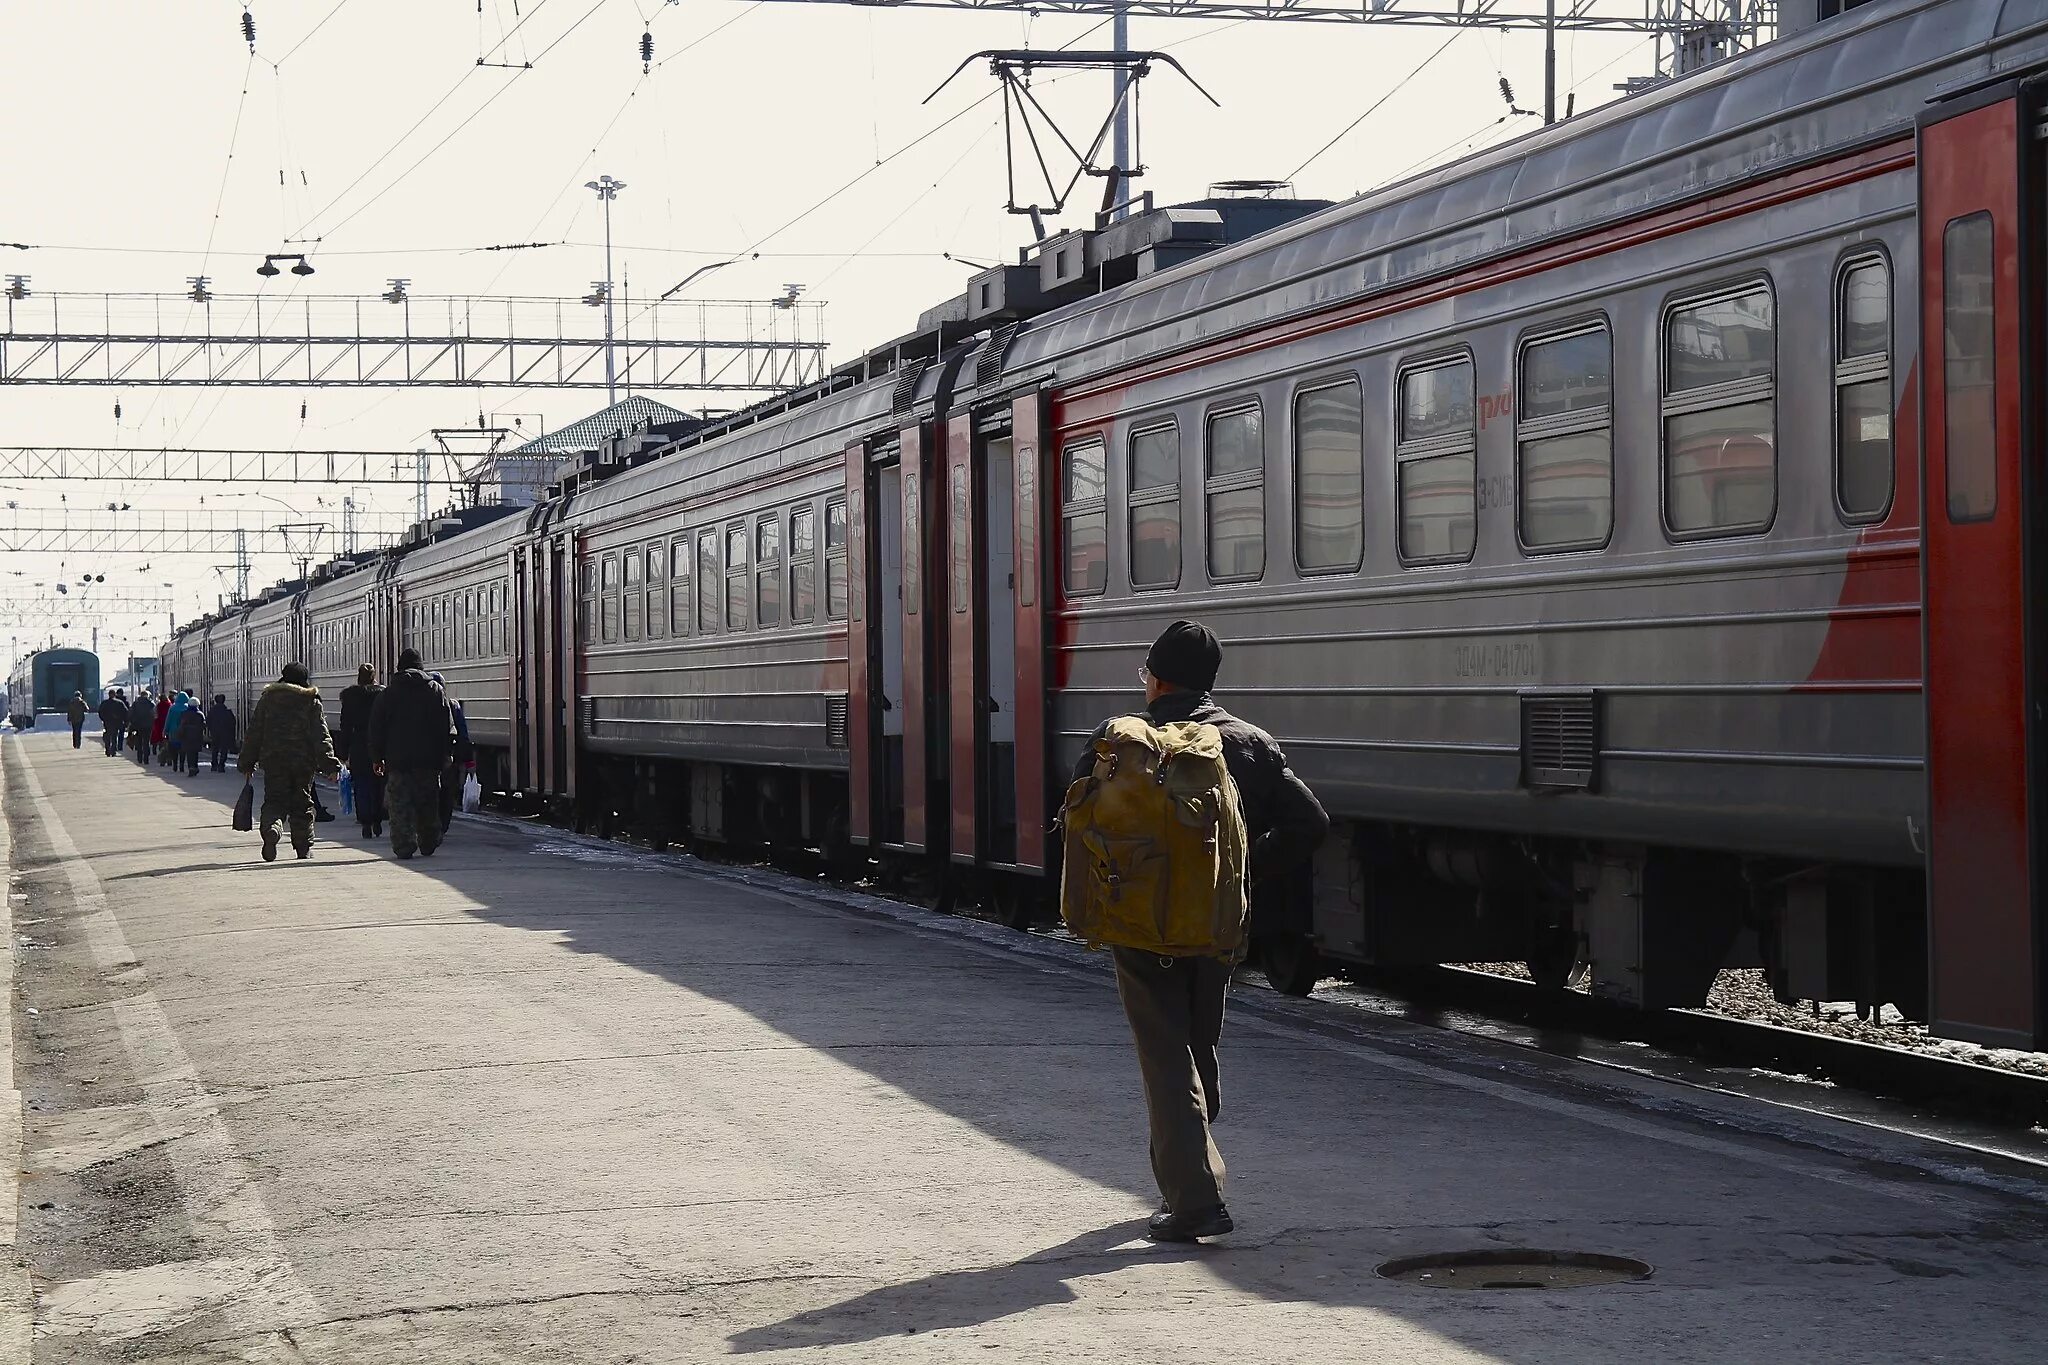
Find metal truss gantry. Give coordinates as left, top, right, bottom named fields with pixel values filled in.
left=751, top=0, right=1769, bottom=47
left=0, top=446, right=482, bottom=485
left=0, top=510, right=413, bottom=556
left=0, top=291, right=829, bottom=393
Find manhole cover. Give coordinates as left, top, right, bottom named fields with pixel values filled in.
left=1377, top=1249, right=1652, bottom=1291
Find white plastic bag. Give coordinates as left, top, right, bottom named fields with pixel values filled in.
left=461, top=772, right=482, bottom=814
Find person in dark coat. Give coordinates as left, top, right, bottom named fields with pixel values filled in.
left=368, top=648, right=453, bottom=860
left=337, top=664, right=385, bottom=839
left=430, top=672, right=475, bottom=836
left=239, top=663, right=341, bottom=861
left=205, top=695, right=237, bottom=772
left=130, top=690, right=154, bottom=765
left=97, top=690, right=129, bottom=757
left=1071, top=620, right=1329, bottom=1244
left=175, top=698, right=207, bottom=775
left=65, top=691, right=88, bottom=748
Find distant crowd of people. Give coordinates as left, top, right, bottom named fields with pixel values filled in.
left=85, top=654, right=475, bottom=864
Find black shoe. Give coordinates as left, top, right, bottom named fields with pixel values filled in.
left=420, top=842, right=439, bottom=858
left=1146, top=1206, right=1232, bottom=1243
left=261, top=829, right=279, bottom=863
left=395, top=849, right=415, bottom=861
left=294, top=846, right=311, bottom=860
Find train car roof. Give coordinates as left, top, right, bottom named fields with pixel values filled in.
left=997, top=0, right=2048, bottom=387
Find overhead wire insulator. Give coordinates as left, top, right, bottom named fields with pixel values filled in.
left=641, top=30, right=654, bottom=73
left=241, top=9, right=256, bottom=51
left=1498, top=76, right=1515, bottom=108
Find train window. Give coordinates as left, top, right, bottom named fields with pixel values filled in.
left=791, top=506, right=817, bottom=625
left=1662, top=281, right=1776, bottom=536
left=623, top=548, right=643, bottom=641
left=646, top=546, right=666, bottom=640
left=1942, top=214, right=1997, bottom=523
left=757, top=514, right=783, bottom=627
left=824, top=498, right=848, bottom=621
left=1128, top=422, right=1181, bottom=591
left=1204, top=405, right=1264, bottom=582
left=1293, top=380, right=1364, bottom=573
left=600, top=554, right=619, bottom=644
left=1396, top=357, right=1477, bottom=563
left=1834, top=255, right=1893, bottom=522
left=1517, top=323, right=1613, bottom=552
left=671, top=536, right=692, bottom=638
left=1062, top=439, right=1108, bottom=597
left=697, top=530, right=720, bottom=635
left=727, top=523, right=749, bottom=630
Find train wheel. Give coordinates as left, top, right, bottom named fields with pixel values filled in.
left=1258, top=933, right=1322, bottom=998
left=1527, top=933, right=1590, bottom=991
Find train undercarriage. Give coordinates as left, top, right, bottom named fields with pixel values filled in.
left=476, top=741, right=1931, bottom=1025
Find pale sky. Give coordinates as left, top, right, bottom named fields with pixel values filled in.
left=0, top=0, right=1666, bottom=675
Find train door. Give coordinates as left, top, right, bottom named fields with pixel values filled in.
left=844, top=440, right=877, bottom=845
left=1918, top=81, right=2046, bottom=1049
left=511, top=545, right=533, bottom=791
left=940, top=411, right=1017, bottom=866
left=555, top=531, right=579, bottom=800
left=876, top=448, right=910, bottom=845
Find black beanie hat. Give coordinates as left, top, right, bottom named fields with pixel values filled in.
left=1145, top=619, right=1222, bottom=693
left=398, top=647, right=423, bottom=671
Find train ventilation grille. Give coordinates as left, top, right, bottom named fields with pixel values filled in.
left=579, top=697, right=598, bottom=736
left=825, top=694, right=850, bottom=749
left=1520, top=692, right=1598, bottom=791
left=977, top=323, right=1020, bottom=390
left=892, top=359, right=927, bottom=415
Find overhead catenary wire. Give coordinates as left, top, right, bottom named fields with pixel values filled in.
left=1280, top=29, right=1466, bottom=185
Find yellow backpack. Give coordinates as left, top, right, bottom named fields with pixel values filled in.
left=1059, top=716, right=1251, bottom=958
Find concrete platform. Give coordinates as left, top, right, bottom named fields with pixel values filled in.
left=5, top=729, right=2048, bottom=1364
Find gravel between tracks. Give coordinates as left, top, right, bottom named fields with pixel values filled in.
left=1461, top=961, right=2048, bottom=1078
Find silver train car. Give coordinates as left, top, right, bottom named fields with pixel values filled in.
left=158, top=0, right=2048, bottom=1049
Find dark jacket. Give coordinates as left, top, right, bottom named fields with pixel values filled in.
left=449, top=699, right=474, bottom=766
left=337, top=682, right=382, bottom=767
left=130, top=696, right=154, bottom=740
left=66, top=696, right=88, bottom=725
left=206, top=701, right=237, bottom=750
left=176, top=705, right=206, bottom=748
left=98, top=696, right=130, bottom=729
left=1073, top=689, right=1330, bottom=920
left=239, top=681, right=340, bottom=776
left=368, top=669, right=453, bottom=772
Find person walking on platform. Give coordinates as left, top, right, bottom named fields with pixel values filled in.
left=337, top=664, right=384, bottom=839
left=206, top=694, right=237, bottom=773
left=65, top=691, right=88, bottom=748
left=238, top=663, right=341, bottom=862
left=176, top=696, right=207, bottom=775
left=98, top=690, right=129, bottom=757
left=164, top=691, right=192, bottom=768
left=130, top=690, right=154, bottom=766
left=430, top=672, right=474, bottom=837
left=151, top=692, right=171, bottom=764
left=1063, top=620, right=1328, bottom=1243
left=368, top=648, right=452, bottom=860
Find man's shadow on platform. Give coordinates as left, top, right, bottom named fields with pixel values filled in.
left=727, top=1220, right=1203, bottom=1354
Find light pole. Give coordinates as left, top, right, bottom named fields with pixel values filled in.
left=586, top=175, right=627, bottom=406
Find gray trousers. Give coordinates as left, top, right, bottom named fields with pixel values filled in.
left=1111, top=947, right=1231, bottom=1215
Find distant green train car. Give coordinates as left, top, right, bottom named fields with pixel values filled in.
left=6, top=648, right=101, bottom=730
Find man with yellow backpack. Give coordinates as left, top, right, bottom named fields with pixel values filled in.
left=1061, top=619, right=1329, bottom=1243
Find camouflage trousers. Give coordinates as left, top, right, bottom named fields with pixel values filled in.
left=259, top=767, right=317, bottom=854
left=386, top=768, right=443, bottom=857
